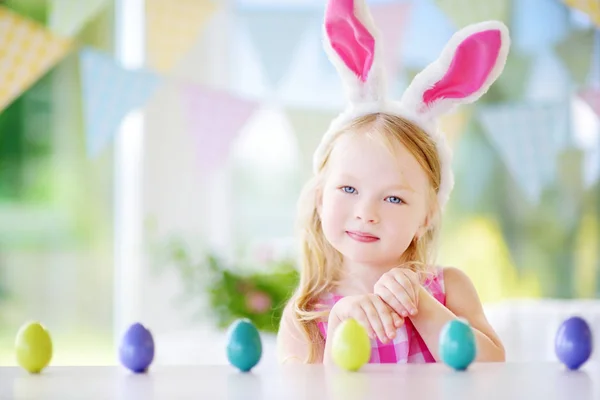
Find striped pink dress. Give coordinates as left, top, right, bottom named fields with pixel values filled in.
left=317, top=267, right=446, bottom=363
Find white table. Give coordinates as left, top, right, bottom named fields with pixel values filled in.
left=1, top=362, right=598, bottom=400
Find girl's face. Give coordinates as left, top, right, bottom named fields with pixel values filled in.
left=318, top=132, right=432, bottom=269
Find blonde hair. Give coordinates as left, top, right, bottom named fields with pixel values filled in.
left=292, top=113, right=443, bottom=363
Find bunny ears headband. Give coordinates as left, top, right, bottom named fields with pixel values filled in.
left=313, top=0, right=510, bottom=210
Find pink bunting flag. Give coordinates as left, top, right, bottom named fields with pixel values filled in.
left=182, top=85, right=258, bottom=171
left=370, top=2, right=412, bottom=80
left=579, top=87, right=600, bottom=117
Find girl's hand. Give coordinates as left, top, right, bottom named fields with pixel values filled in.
left=330, top=294, right=403, bottom=343
left=374, top=268, right=421, bottom=318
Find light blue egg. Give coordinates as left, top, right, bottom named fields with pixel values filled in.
left=439, top=319, right=477, bottom=371
left=226, top=319, right=262, bottom=372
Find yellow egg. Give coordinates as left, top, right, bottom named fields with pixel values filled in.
left=331, top=319, right=371, bottom=371
left=15, top=321, right=53, bottom=373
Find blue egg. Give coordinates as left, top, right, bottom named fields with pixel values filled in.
left=555, top=316, right=593, bottom=370
left=226, top=319, right=262, bottom=372
left=439, top=318, right=477, bottom=371
left=119, top=323, right=155, bottom=373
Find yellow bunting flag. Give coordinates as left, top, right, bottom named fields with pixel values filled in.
left=146, top=0, right=217, bottom=72
left=0, top=6, right=72, bottom=112
left=563, top=0, right=600, bottom=27
left=435, top=0, right=510, bottom=28
left=440, top=107, right=472, bottom=146
left=49, top=0, right=109, bottom=37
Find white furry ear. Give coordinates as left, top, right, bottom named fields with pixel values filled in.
left=400, top=21, right=510, bottom=121
left=323, top=0, right=388, bottom=106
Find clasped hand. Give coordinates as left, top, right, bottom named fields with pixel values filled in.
left=330, top=268, right=421, bottom=343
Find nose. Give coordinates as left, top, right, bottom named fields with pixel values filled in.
left=355, top=200, right=379, bottom=224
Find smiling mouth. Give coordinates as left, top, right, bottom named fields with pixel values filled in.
left=346, top=231, right=380, bottom=243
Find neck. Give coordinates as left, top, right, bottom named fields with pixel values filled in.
left=337, top=259, right=402, bottom=295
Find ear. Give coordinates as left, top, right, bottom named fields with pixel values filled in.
left=323, top=0, right=388, bottom=105
left=400, top=21, right=510, bottom=121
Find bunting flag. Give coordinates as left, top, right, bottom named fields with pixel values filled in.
left=79, top=48, right=162, bottom=157
left=284, top=106, right=338, bottom=175
left=370, top=2, right=412, bottom=82
left=478, top=102, right=570, bottom=204
left=0, top=6, right=72, bottom=112
left=146, top=0, right=218, bottom=72
left=237, top=7, right=314, bottom=88
left=579, top=87, right=600, bottom=117
left=485, top=52, right=533, bottom=102
left=439, top=107, right=472, bottom=146
left=434, top=0, right=509, bottom=28
left=555, top=29, right=596, bottom=85
left=452, top=122, right=496, bottom=209
left=512, top=0, right=569, bottom=53
left=401, top=0, right=455, bottom=68
left=49, top=0, right=108, bottom=37
left=563, top=0, right=600, bottom=28
left=181, top=84, right=258, bottom=171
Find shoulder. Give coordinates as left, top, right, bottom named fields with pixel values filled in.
left=440, top=267, right=483, bottom=312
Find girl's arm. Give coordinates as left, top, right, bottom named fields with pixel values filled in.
left=410, top=267, right=505, bottom=362
left=276, top=301, right=324, bottom=364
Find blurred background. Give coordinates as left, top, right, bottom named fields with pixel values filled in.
left=0, top=0, right=599, bottom=368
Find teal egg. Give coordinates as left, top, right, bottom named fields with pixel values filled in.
left=439, top=318, right=477, bottom=371
left=226, top=319, right=262, bottom=372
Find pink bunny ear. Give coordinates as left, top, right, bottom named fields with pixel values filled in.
left=400, top=21, right=510, bottom=119
left=323, top=0, right=386, bottom=104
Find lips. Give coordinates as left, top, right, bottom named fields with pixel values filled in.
left=346, top=231, right=380, bottom=243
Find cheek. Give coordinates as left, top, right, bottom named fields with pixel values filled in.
left=320, top=191, right=349, bottom=229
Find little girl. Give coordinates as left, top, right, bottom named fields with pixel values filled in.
left=277, top=0, right=510, bottom=364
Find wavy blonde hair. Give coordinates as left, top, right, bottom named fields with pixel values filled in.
left=291, top=113, right=443, bottom=363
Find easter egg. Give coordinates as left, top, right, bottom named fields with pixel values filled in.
left=119, top=323, right=155, bottom=373
left=226, top=319, right=262, bottom=372
left=15, top=321, right=53, bottom=373
left=555, top=316, right=593, bottom=370
left=331, top=319, right=371, bottom=372
left=439, top=318, right=476, bottom=371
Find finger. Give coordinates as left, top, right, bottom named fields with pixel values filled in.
left=361, top=300, right=388, bottom=343
left=390, top=273, right=418, bottom=314
left=376, top=285, right=411, bottom=318
left=372, top=296, right=397, bottom=339
left=392, top=312, right=404, bottom=328
left=352, top=312, right=376, bottom=340
left=406, top=270, right=422, bottom=307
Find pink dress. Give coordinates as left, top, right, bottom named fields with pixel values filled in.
left=317, top=267, right=446, bottom=363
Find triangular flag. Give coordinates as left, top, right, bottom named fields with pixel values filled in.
left=49, top=0, right=108, bottom=37
left=237, top=7, right=314, bottom=88
left=555, top=29, right=596, bottom=85
left=0, top=6, right=72, bottom=112
left=181, top=84, right=258, bottom=171
left=435, top=0, right=509, bottom=28
left=452, top=121, right=496, bottom=209
left=512, top=0, right=570, bottom=53
left=484, top=51, right=533, bottom=102
left=439, top=107, right=472, bottom=146
left=79, top=48, right=162, bottom=157
left=401, top=0, right=455, bottom=68
left=563, top=0, right=600, bottom=28
left=146, top=0, right=217, bottom=72
left=370, top=2, right=412, bottom=82
left=478, top=102, right=570, bottom=204
left=284, top=107, right=337, bottom=177
left=579, top=87, right=600, bottom=117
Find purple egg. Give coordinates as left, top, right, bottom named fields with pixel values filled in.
left=119, top=323, right=155, bottom=373
left=555, top=316, right=593, bottom=370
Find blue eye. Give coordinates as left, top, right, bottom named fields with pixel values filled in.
left=341, top=186, right=356, bottom=194
left=386, top=196, right=404, bottom=204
